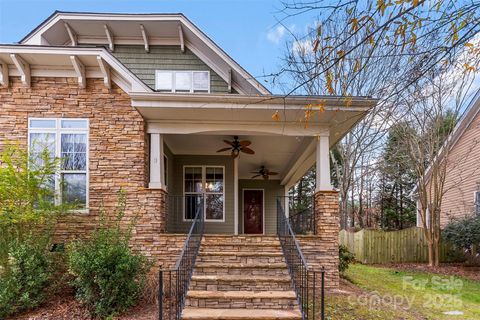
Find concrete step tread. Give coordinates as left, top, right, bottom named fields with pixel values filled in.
left=187, top=290, right=297, bottom=299
left=195, top=262, right=287, bottom=269
left=191, top=275, right=291, bottom=282
left=199, top=251, right=283, bottom=257
left=182, top=308, right=301, bottom=320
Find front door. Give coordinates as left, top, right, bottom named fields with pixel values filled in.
left=243, top=189, right=264, bottom=234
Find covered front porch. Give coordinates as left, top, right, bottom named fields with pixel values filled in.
left=132, top=92, right=376, bottom=234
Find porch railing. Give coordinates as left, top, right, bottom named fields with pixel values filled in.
left=166, top=195, right=204, bottom=233
left=159, top=197, right=204, bottom=320
left=277, top=197, right=325, bottom=320
left=278, top=196, right=316, bottom=235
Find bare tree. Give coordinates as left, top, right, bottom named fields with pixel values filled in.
left=395, top=58, right=479, bottom=266
left=273, top=0, right=480, bottom=231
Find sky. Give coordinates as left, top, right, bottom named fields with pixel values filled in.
left=0, top=0, right=301, bottom=93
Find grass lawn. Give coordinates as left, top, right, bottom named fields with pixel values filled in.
left=324, top=264, right=480, bottom=320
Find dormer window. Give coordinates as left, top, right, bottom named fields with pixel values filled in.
left=155, top=70, right=210, bottom=93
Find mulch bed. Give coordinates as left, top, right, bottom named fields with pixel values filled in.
left=8, top=291, right=158, bottom=320
left=374, top=263, right=480, bottom=281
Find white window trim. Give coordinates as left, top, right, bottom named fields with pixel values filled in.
left=474, top=191, right=480, bottom=216
left=28, top=118, right=89, bottom=213
left=155, top=70, right=210, bottom=93
left=183, top=165, right=225, bottom=222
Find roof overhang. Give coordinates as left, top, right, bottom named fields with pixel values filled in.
left=0, top=45, right=151, bottom=92
left=131, top=92, right=378, bottom=143
left=19, top=11, right=270, bottom=95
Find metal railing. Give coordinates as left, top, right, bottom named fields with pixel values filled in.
left=278, top=196, right=316, bottom=235
left=277, top=197, right=325, bottom=320
left=159, top=196, right=204, bottom=320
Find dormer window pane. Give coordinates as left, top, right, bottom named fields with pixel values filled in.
left=193, top=71, right=209, bottom=92
left=155, top=71, right=173, bottom=91
left=175, top=72, right=192, bottom=92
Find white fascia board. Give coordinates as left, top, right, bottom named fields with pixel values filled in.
left=130, top=92, right=376, bottom=110
left=0, top=46, right=151, bottom=93
left=146, top=120, right=328, bottom=136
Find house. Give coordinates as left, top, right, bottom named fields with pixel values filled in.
left=0, top=11, right=376, bottom=318
left=416, top=90, right=480, bottom=229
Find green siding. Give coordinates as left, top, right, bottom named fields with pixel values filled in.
left=111, top=45, right=231, bottom=93
left=238, top=179, right=283, bottom=235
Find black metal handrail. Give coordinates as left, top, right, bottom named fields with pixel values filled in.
left=277, top=196, right=316, bottom=235
left=277, top=197, right=324, bottom=320
left=159, top=196, right=204, bottom=320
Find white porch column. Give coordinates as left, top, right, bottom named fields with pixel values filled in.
left=233, top=157, right=239, bottom=235
left=149, top=133, right=165, bottom=189
left=315, top=133, right=332, bottom=192
left=284, top=186, right=290, bottom=218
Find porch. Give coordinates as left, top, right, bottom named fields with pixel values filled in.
left=131, top=92, right=376, bottom=235
left=157, top=133, right=320, bottom=235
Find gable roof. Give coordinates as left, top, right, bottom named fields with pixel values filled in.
left=19, top=11, right=271, bottom=95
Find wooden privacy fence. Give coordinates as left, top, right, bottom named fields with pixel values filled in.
left=339, top=227, right=462, bottom=264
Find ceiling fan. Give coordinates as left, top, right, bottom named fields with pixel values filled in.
left=217, top=136, right=255, bottom=158
left=251, top=166, right=278, bottom=180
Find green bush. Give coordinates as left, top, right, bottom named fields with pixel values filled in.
left=0, top=144, right=66, bottom=317
left=67, top=194, right=150, bottom=318
left=443, top=215, right=480, bottom=263
left=0, top=237, right=53, bottom=318
left=339, top=245, right=355, bottom=275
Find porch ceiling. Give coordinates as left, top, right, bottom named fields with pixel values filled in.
left=164, top=134, right=312, bottom=180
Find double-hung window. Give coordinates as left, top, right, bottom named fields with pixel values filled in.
left=155, top=70, right=210, bottom=93
left=28, top=118, right=89, bottom=210
left=184, top=166, right=224, bottom=221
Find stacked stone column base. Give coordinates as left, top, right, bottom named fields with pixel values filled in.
left=298, top=190, right=340, bottom=290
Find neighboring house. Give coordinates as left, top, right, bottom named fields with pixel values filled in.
left=0, top=11, right=376, bottom=318
left=416, top=90, right=480, bottom=229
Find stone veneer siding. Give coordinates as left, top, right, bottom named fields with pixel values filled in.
left=0, top=76, right=182, bottom=269
left=297, top=190, right=340, bottom=290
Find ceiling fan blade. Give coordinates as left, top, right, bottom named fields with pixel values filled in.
left=240, top=140, right=251, bottom=147
left=251, top=174, right=261, bottom=179
left=223, top=140, right=234, bottom=146
left=268, top=172, right=279, bottom=175
left=241, top=147, right=255, bottom=155
left=217, top=147, right=232, bottom=152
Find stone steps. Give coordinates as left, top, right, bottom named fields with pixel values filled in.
left=181, top=308, right=302, bottom=320
left=190, top=275, right=292, bottom=291
left=181, top=235, right=300, bottom=319
left=185, top=290, right=298, bottom=309
left=194, top=262, right=289, bottom=276
left=197, top=252, right=285, bottom=264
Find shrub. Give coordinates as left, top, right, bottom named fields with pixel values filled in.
left=0, top=236, right=53, bottom=318
left=0, top=144, right=66, bottom=317
left=443, top=215, right=480, bottom=263
left=67, top=194, right=150, bottom=318
left=339, top=245, right=355, bottom=275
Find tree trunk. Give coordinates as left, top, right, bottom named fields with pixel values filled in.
left=434, top=237, right=440, bottom=266
left=427, top=241, right=434, bottom=267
